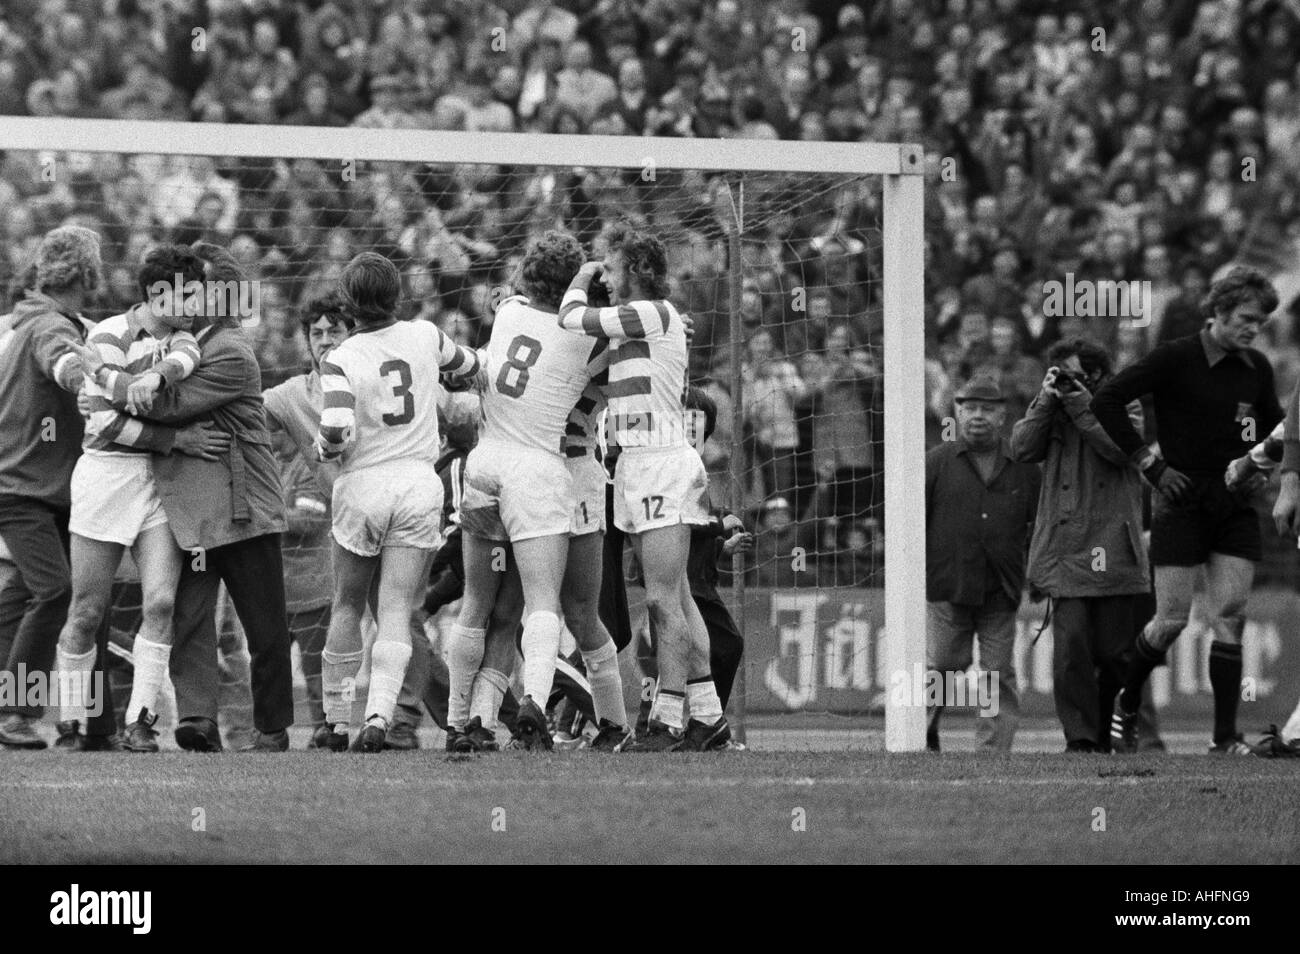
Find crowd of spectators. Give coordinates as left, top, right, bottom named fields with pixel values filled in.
left=5, top=0, right=1300, bottom=587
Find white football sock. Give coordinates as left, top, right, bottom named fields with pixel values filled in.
left=469, top=668, right=510, bottom=730
left=687, top=677, right=724, bottom=724
left=581, top=639, right=627, bottom=728
left=520, top=611, right=562, bottom=704
left=447, top=623, right=486, bottom=729
left=55, top=645, right=97, bottom=723
left=322, top=648, right=364, bottom=727
left=125, top=636, right=171, bottom=724
left=1282, top=694, right=1300, bottom=744
left=364, top=639, right=412, bottom=726
left=650, top=689, right=685, bottom=730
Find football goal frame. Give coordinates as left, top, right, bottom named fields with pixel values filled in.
left=1, top=117, right=928, bottom=751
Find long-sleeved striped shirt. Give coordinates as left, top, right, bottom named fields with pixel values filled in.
left=562, top=341, right=610, bottom=459
left=557, top=288, right=689, bottom=449
left=316, top=318, right=479, bottom=473
left=83, top=305, right=201, bottom=454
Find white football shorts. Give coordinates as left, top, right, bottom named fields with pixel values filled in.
left=69, top=451, right=170, bottom=546
left=566, top=453, right=607, bottom=536
left=460, top=439, right=573, bottom=542
left=331, top=462, right=443, bottom=556
left=612, top=444, right=710, bottom=534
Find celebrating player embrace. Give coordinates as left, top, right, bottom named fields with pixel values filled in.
left=449, top=231, right=630, bottom=751
left=558, top=223, right=730, bottom=751
left=314, top=252, right=479, bottom=752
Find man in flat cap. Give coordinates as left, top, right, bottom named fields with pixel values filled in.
left=924, top=373, right=1041, bottom=752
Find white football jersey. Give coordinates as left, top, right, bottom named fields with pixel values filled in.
left=480, top=296, right=603, bottom=455
left=318, top=319, right=478, bottom=474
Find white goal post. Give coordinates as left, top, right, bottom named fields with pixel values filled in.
left=0, top=117, right=928, bottom=751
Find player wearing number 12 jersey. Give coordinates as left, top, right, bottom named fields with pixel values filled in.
left=450, top=231, right=631, bottom=751
left=558, top=222, right=729, bottom=752
left=314, top=253, right=479, bottom=752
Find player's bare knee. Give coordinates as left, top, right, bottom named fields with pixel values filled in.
left=644, top=595, right=677, bottom=633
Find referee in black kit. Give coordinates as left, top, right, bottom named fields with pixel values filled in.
left=1091, top=266, right=1283, bottom=755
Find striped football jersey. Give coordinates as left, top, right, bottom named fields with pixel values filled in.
left=557, top=289, right=689, bottom=449
left=480, top=295, right=606, bottom=455
left=83, top=305, right=201, bottom=454
left=317, top=318, right=478, bottom=473
left=562, top=341, right=610, bottom=459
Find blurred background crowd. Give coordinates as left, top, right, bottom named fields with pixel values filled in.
left=4, top=0, right=1300, bottom=585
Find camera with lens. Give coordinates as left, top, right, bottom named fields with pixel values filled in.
left=1052, top=368, right=1084, bottom=392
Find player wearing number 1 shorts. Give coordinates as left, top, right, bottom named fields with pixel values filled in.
left=557, top=222, right=729, bottom=752
left=450, top=231, right=630, bottom=751
left=313, top=252, right=480, bottom=752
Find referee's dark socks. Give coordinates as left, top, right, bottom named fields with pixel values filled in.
left=1118, top=633, right=1165, bottom=714
left=1209, top=639, right=1243, bottom=745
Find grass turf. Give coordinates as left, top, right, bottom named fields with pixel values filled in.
left=2, top=750, right=1298, bottom=864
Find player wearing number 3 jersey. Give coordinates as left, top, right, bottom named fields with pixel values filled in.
left=448, top=230, right=629, bottom=751
left=313, top=252, right=479, bottom=752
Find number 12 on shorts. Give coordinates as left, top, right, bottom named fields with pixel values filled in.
left=641, top=495, right=664, bottom=520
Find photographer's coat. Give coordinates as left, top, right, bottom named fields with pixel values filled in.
left=1010, top=389, right=1150, bottom=597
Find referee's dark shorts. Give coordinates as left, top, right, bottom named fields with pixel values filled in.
left=1149, top=470, right=1261, bottom=566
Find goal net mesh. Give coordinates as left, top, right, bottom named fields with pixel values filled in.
left=1, top=143, right=887, bottom=739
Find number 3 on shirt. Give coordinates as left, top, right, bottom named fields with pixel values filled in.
left=495, top=334, right=542, bottom=398
left=380, top=358, right=414, bottom=425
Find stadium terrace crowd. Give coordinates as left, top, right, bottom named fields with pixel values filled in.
left=3, top=2, right=1300, bottom=624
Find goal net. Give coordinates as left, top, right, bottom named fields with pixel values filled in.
left=1, top=118, right=925, bottom=750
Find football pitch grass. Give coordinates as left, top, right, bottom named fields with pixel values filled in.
left=3, top=736, right=1298, bottom=864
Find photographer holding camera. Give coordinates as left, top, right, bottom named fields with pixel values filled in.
left=1011, top=338, right=1151, bottom=752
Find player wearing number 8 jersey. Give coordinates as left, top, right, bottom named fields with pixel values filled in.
left=558, top=222, right=728, bottom=752
left=449, top=230, right=631, bottom=751
left=313, top=252, right=479, bottom=752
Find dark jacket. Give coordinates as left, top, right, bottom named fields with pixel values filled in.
left=1010, top=389, right=1150, bottom=598
left=0, top=293, right=90, bottom=507
left=925, top=437, right=1041, bottom=606
left=426, top=445, right=470, bottom=609
left=103, top=319, right=285, bottom=550
left=688, top=509, right=731, bottom=601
